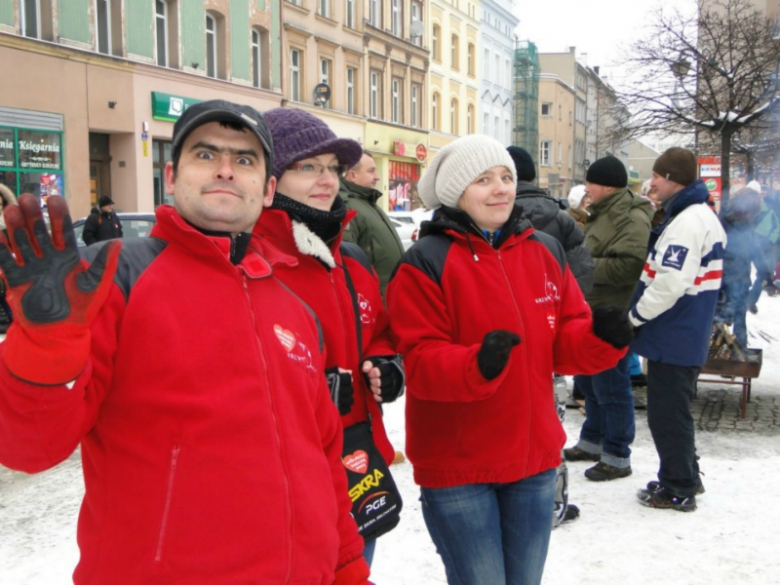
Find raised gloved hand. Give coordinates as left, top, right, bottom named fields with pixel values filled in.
left=325, top=366, right=355, bottom=415
left=477, top=330, right=521, bottom=381
left=362, top=354, right=405, bottom=403
left=0, top=194, right=121, bottom=385
left=591, top=305, right=634, bottom=349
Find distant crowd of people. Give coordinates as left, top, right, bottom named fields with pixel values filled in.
left=1, top=98, right=773, bottom=585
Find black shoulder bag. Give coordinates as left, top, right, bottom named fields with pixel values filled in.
left=340, top=258, right=403, bottom=542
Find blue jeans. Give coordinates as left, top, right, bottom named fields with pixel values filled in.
left=573, top=352, right=634, bottom=467
left=420, top=470, right=556, bottom=585
left=362, top=538, right=376, bottom=566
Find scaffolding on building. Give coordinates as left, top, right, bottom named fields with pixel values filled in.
left=513, top=40, right=539, bottom=168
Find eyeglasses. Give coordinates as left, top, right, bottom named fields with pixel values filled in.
left=287, top=162, right=349, bottom=179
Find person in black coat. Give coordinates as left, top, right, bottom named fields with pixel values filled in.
left=82, top=195, right=123, bottom=246
left=507, top=146, right=594, bottom=295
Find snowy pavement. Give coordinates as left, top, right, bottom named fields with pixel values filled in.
left=2, top=308, right=780, bottom=583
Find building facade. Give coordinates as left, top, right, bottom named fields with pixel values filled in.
left=0, top=0, right=282, bottom=218
left=536, top=73, right=575, bottom=198
left=478, top=0, right=517, bottom=146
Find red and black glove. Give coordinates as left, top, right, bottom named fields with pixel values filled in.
left=0, top=194, right=121, bottom=385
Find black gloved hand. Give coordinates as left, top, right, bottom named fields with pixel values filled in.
left=325, top=366, right=355, bottom=415
left=362, top=354, right=405, bottom=403
left=591, top=305, right=634, bottom=349
left=477, top=331, right=521, bottom=381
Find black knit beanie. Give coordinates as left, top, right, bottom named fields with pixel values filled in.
left=586, top=156, right=627, bottom=188
left=506, top=146, right=536, bottom=182
left=653, top=147, right=697, bottom=186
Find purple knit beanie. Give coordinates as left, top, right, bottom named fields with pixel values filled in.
left=262, top=108, right=363, bottom=179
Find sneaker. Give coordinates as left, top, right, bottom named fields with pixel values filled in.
left=562, top=504, right=580, bottom=523
left=584, top=461, right=632, bottom=481
left=637, top=485, right=697, bottom=512
left=749, top=304, right=758, bottom=314
left=646, top=480, right=705, bottom=496
left=563, top=447, right=600, bottom=462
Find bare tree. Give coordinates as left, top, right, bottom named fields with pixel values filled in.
left=617, top=0, right=780, bottom=203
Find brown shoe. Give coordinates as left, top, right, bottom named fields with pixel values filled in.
left=392, top=451, right=406, bottom=465
left=585, top=461, right=632, bottom=481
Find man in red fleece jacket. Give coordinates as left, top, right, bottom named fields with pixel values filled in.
left=0, top=100, right=370, bottom=584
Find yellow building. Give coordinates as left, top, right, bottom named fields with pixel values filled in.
left=537, top=74, right=575, bottom=198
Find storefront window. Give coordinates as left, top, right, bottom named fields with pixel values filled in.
left=388, top=160, right=421, bottom=211
left=0, top=126, right=64, bottom=203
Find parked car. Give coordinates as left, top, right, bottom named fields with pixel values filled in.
left=73, top=212, right=156, bottom=248
left=389, top=217, right=418, bottom=251
left=388, top=209, right=432, bottom=227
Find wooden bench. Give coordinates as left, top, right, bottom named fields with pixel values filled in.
left=696, top=349, right=763, bottom=419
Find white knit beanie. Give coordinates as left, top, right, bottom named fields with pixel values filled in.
left=418, top=135, right=517, bottom=210
left=746, top=180, right=761, bottom=194
left=568, top=184, right=586, bottom=209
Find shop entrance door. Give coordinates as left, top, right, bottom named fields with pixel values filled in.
left=89, top=133, right=112, bottom=208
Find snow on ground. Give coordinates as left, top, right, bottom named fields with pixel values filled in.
left=2, top=305, right=780, bottom=584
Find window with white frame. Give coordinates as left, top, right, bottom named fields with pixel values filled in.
left=155, top=0, right=168, bottom=66
left=505, top=59, right=511, bottom=86
left=21, top=0, right=41, bottom=38
left=347, top=67, right=356, bottom=114
left=451, top=99, right=458, bottom=134
left=411, top=83, right=420, bottom=128
left=432, top=25, right=440, bottom=61
left=483, top=112, right=489, bottom=134
left=467, top=104, right=473, bottom=133
left=290, top=49, right=302, bottom=102
left=251, top=30, right=261, bottom=87
left=495, top=54, right=500, bottom=85
left=369, top=0, right=381, bottom=28
left=206, top=14, right=217, bottom=78
left=320, top=58, right=331, bottom=107
left=540, top=140, right=551, bottom=166
left=370, top=71, right=381, bottom=118
left=558, top=142, right=563, bottom=166
left=411, top=1, right=422, bottom=46
left=504, top=119, right=510, bottom=144
left=493, top=116, right=499, bottom=140
left=451, top=35, right=459, bottom=70
left=392, top=0, right=402, bottom=37
left=467, top=43, right=475, bottom=76
left=318, top=0, right=329, bottom=17
left=484, top=48, right=490, bottom=78
left=346, top=0, right=355, bottom=28
left=391, top=78, right=402, bottom=123
left=95, top=0, right=111, bottom=54
left=432, top=93, right=439, bottom=131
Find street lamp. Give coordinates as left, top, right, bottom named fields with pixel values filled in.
left=671, top=54, right=691, bottom=81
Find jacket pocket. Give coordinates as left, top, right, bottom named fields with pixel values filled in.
left=154, top=445, right=180, bottom=563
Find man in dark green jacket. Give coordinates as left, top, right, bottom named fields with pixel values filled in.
left=340, top=152, right=405, bottom=297
left=564, top=156, right=653, bottom=483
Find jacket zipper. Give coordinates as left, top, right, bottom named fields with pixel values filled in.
left=241, top=272, right=294, bottom=584
left=154, top=445, right=180, bottom=563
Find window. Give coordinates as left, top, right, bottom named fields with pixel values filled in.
left=540, top=140, right=551, bottom=166
left=205, top=14, right=217, bottom=78
left=318, top=0, right=329, bottom=17
left=451, top=35, right=459, bottom=70
left=411, top=83, right=421, bottom=128
left=369, top=0, right=381, bottom=28
left=411, top=1, right=422, bottom=46
left=251, top=27, right=270, bottom=89
left=320, top=58, right=331, bottom=107
left=391, top=78, right=402, bottom=123
left=484, top=49, right=490, bottom=79
left=559, top=105, right=562, bottom=121
left=95, top=0, right=111, bottom=54
left=290, top=49, right=302, bottom=101
left=392, top=0, right=402, bottom=37
left=504, top=119, right=510, bottom=144
left=541, top=103, right=551, bottom=117
left=505, top=59, right=511, bottom=86
left=347, top=67, right=356, bottom=114
left=346, top=0, right=355, bottom=28
left=467, top=104, right=474, bottom=134
left=493, top=116, right=499, bottom=140
left=495, top=54, right=500, bottom=85
left=558, top=142, right=563, bottom=166
left=156, top=0, right=168, bottom=66
left=451, top=99, right=458, bottom=135
left=432, top=25, right=440, bottom=61
left=432, top=93, right=439, bottom=131
left=467, top=43, right=475, bottom=76
left=21, top=0, right=40, bottom=38
left=370, top=71, right=382, bottom=119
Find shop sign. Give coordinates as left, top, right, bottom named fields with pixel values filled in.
left=415, top=143, right=427, bottom=162
left=0, top=127, right=14, bottom=168
left=393, top=141, right=407, bottom=156
left=151, top=92, right=202, bottom=122
left=17, top=130, right=61, bottom=170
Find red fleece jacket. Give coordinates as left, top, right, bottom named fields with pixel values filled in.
left=256, top=208, right=397, bottom=465
left=387, top=219, right=625, bottom=488
left=0, top=206, right=368, bottom=584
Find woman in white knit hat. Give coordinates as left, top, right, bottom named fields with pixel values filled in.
left=386, top=135, right=630, bottom=585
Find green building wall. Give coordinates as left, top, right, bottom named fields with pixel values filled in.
left=126, top=0, right=154, bottom=58
left=58, top=0, right=90, bottom=44
left=0, top=0, right=14, bottom=27
left=230, top=0, right=249, bottom=82
left=181, top=0, right=205, bottom=71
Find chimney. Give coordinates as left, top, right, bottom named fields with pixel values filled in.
left=569, top=46, right=576, bottom=54
left=594, top=66, right=600, bottom=76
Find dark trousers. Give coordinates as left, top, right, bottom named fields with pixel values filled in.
left=646, top=361, right=701, bottom=497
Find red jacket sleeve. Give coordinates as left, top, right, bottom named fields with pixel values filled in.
left=386, top=263, right=508, bottom=403
left=0, top=285, right=124, bottom=473
left=551, top=266, right=627, bottom=374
